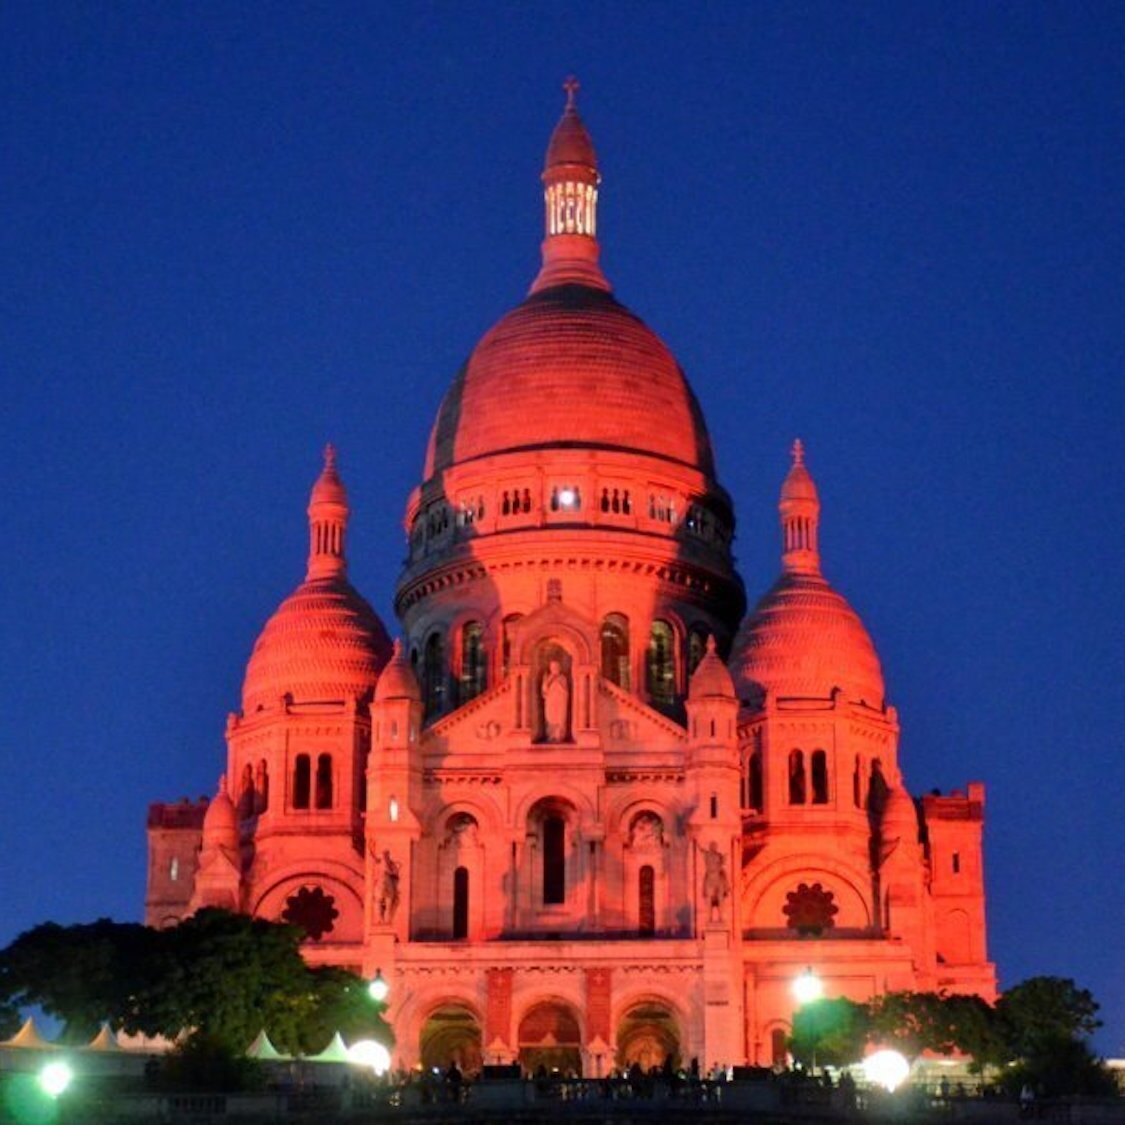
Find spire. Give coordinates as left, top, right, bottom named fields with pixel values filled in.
left=779, top=439, right=821, bottom=576
left=531, top=76, right=610, bottom=294
left=306, top=444, right=349, bottom=580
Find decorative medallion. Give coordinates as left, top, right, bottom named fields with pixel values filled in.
left=282, top=885, right=338, bottom=941
left=783, top=881, right=838, bottom=936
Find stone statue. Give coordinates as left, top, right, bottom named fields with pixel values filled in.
left=541, top=659, right=569, bottom=742
left=630, top=813, right=664, bottom=848
left=702, top=842, right=730, bottom=922
left=378, top=849, right=401, bottom=924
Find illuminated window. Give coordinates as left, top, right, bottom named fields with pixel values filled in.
left=459, top=621, right=486, bottom=703
left=600, top=613, right=630, bottom=688
left=169, top=857, right=179, bottom=882
left=646, top=620, right=676, bottom=711
left=293, top=754, right=311, bottom=810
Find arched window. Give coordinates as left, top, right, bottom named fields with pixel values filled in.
left=811, top=750, right=829, bottom=804
left=771, top=1028, right=788, bottom=1067
left=749, top=747, right=764, bottom=811
left=639, top=865, right=655, bottom=935
left=646, top=620, right=676, bottom=711
left=453, top=866, right=469, bottom=940
left=423, top=632, right=445, bottom=718
left=687, top=628, right=708, bottom=677
left=315, top=753, right=333, bottom=809
left=853, top=755, right=862, bottom=808
left=501, top=614, right=522, bottom=677
left=255, top=759, right=269, bottom=814
left=542, top=815, right=566, bottom=905
left=600, top=613, right=630, bottom=688
left=788, top=749, right=806, bottom=805
left=459, top=621, right=486, bottom=703
left=292, top=754, right=311, bottom=810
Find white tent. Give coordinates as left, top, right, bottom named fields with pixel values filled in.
left=308, top=1031, right=350, bottom=1063
left=86, top=1024, right=122, bottom=1052
left=3, top=1018, right=54, bottom=1050
left=246, top=1030, right=288, bottom=1061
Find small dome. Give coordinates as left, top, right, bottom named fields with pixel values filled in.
left=425, top=285, right=715, bottom=478
left=780, top=439, right=818, bottom=503
left=731, top=573, right=885, bottom=709
left=309, top=443, right=347, bottom=507
left=544, top=78, right=597, bottom=171
left=242, top=577, right=392, bottom=713
left=688, top=636, right=736, bottom=700
left=374, top=639, right=421, bottom=702
left=202, top=778, right=238, bottom=846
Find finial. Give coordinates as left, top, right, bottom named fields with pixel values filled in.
left=563, top=75, right=579, bottom=110
left=218, top=775, right=228, bottom=796
left=323, top=443, right=337, bottom=471
left=391, top=637, right=403, bottom=660
left=791, top=438, right=804, bottom=466
left=706, top=634, right=717, bottom=655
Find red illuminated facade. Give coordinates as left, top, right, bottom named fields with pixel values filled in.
left=146, top=81, right=995, bottom=1072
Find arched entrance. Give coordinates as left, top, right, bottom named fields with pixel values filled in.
left=419, top=1004, right=482, bottom=1076
left=518, top=1001, right=583, bottom=1076
left=616, top=1001, right=680, bottom=1071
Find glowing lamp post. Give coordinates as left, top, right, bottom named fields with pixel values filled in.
left=368, top=968, right=389, bottom=1004
left=791, top=967, right=824, bottom=1073
left=862, top=1049, right=910, bottom=1092
left=792, top=967, right=823, bottom=1006
left=39, top=1060, right=73, bottom=1098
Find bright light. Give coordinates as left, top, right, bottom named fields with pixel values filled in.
left=862, top=1049, right=910, bottom=1092
left=558, top=488, right=576, bottom=508
left=792, top=968, right=823, bottom=1005
left=347, top=1039, right=391, bottom=1075
left=39, top=1061, right=73, bottom=1097
left=368, top=970, right=389, bottom=1003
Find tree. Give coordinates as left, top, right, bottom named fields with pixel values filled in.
left=0, top=909, right=391, bottom=1056
left=995, top=977, right=1114, bottom=1097
left=790, top=998, right=869, bottom=1068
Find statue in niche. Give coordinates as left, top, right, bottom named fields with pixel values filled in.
left=377, top=849, right=401, bottom=924
left=540, top=659, right=570, bottom=742
left=445, top=813, right=479, bottom=851
left=702, top=842, right=730, bottom=922
left=630, top=813, right=664, bottom=848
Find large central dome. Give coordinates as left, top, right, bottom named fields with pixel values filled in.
left=424, top=284, right=715, bottom=478
left=422, top=79, right=715, bottom=484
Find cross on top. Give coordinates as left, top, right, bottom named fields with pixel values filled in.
left=563, top=75, right=579, bottom=109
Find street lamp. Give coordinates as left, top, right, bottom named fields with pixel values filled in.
left=792, top=967, right=823, bottom=1005
left=39, top=1060, right=73, bottom=1098
left=368, top=968, right=389, bottom=1004
left=791, top=967, right=824, bottom=1075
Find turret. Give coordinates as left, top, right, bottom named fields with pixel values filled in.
left=306, top=444, right=349, bottom=581
left=531, top=76, right=608, bottom=294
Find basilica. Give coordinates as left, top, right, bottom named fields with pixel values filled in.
left=145, top=81, right=995, bottom=1074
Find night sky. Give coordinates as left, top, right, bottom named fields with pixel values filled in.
left=2, top=5, right=1123, bottom=1052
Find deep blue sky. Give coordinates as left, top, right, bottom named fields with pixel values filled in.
left=2, top=4, right=1123, bottom=1052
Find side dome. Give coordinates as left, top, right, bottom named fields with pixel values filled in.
left=202, top=777, right=238, bottom=848
left=425, top=285, right=715, bottom=478
left=732, top=573, right=885, bottom=709
left=241, top=448, right=392, bottom=714
left=731, top=442, right=886, bottom=710
left=374, top=639, right=421, bottom=703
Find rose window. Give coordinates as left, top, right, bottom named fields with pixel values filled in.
left=282, top=885, right=338, bottom=941
left=783, top=882, right=838, bottom=936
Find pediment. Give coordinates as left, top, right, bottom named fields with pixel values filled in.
left=597, top=679, right=687, bottom=751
